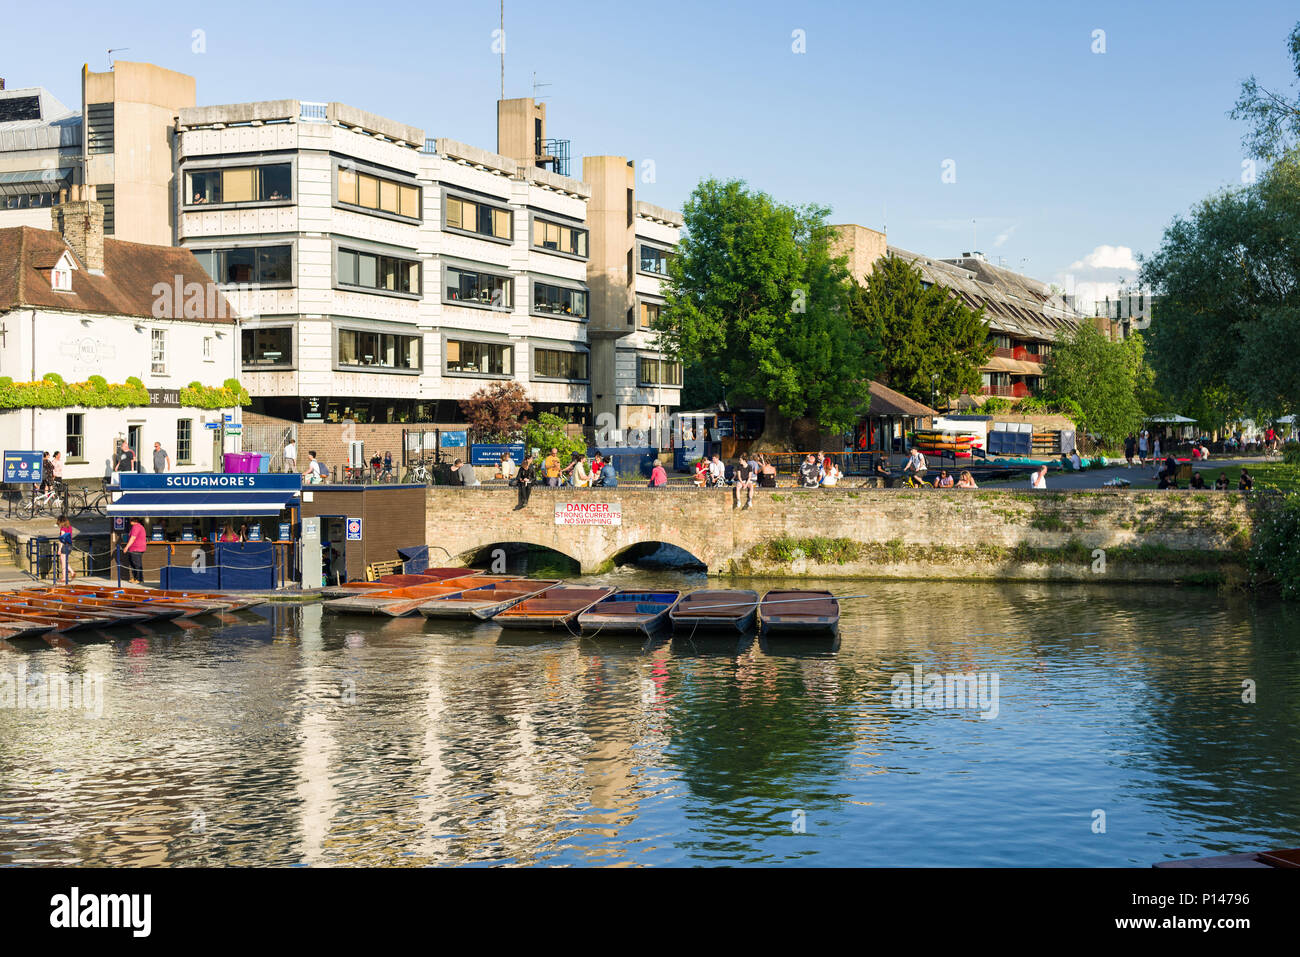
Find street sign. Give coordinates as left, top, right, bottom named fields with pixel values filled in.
left=346, top=518, right=362, bottom=541
left=555, top=502, right=622, bottom=527
left=3, top=451, right=42, bottom=484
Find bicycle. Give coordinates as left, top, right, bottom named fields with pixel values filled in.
left=18, top=482, right=64, bottom=520
left=64, top=482, right=113, bottom=517
left=403, top=460, right=431, bottom=485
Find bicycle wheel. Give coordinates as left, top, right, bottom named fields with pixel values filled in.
left=90, top=491, right=109, bottom=517
left=17, top=496, right=37, bottom=520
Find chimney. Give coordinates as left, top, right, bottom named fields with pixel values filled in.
left=51, top=186, right=106, bottom=274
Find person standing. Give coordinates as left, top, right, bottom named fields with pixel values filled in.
left=1124, top=433, right=1136, bottom=468
left=283, top=439, right=297, bottom=473
left=1153, top=435, right=1162, bottom=459
left=544, top=448, right=562, bottom=488
left=125, top=517, right=148, bottom=584
left=116, top=441, right=137, bottom=474
left=56, top=514, right=76, bottom=585
left=1137, top=431, right=1148, bottom=465
left=153, top=441, right=170, bottom=474
left=515, top=454, right=536, bottom=509
left=50, top=451, right=64, bottom=493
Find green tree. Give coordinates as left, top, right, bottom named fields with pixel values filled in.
left=522, top=412, right=585, bottom=461
left=846, top=254, right=992, bottom=406
left=658, top=179, right=876, bottom=437
left=1041, top=324, right=1146, bottom=444
left=1140, top=154, right=1300, bottom=419
left=1230, top=21, right=1300, bottom=160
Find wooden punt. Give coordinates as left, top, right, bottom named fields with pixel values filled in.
left=1154, top=847, right=1300, bottom=868
left=492, top=585, right=616, bottom=630
left=759, top=590, right=840, bottom=636
left=60, top=584, right=259, bottom=612
left=2, top=595, right=153, bottom=627
left=0, top=601, right=129, bottom=632
left=0, top=614, right=74, bottom=639
left=319, top=569, right=481, bottom=598
left=323, top=575, right=510, bottom=617
left=416, top=579, right=559, bottom=620
left=15, top=590, right=188, bottom=622
left=669, top=589, right=759, bottom=633
left=578, top=590, right=682, bottom=636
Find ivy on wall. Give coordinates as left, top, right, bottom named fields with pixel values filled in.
left=0, top=373, right=250, bottom=410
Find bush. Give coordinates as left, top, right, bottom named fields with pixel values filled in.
left=981, top=397, right=1014, bottom=414
left=1249, top=494, right=1300, bottom=599
left=522, top=412, right=586, bottom=461
left=1284, top=442, right=1300, bottom=465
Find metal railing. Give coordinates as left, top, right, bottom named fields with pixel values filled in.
left=299, top=101, right=329, bottom=122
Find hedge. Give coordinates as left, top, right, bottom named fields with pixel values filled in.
left=0, top=373, right=250, bottom=410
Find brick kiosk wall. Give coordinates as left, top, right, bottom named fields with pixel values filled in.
left=301, top=485, right=427, bottom=581
left=422, top=486, right=1261, bottom=580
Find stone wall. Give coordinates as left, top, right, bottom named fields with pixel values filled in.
left=423, top=486, right=1259, bottom=582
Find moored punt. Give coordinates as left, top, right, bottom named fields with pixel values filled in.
left=492, top=585, right=616, bottom=630
left=0, top=613, right=78, bottom=639
left=57, top=584, right=260, bottom=612
left=759, top=590, right=841, bottom=636
left=323, top=575, right=511, bottom=617
left=416, top=579, right=559, bottom=620
left=14, top=590, right=188, bottom=622
left=577, top=590, right=682, bottom=636
left=0, top=596, right=153, bottom=627
left=669, top=589, right=759, bottom=633
left=0, top=601, right=130, bottom=632
left=1154, top=847, right=1300, bottom=868
left=319, top=569, right=482, bottom=599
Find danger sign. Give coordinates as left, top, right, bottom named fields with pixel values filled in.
left=554, top=502, right=622, bottom=526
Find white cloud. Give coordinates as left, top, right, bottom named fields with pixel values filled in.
left=993, top=225, right=1017, bottom=248
left=1068, top=244, right=1138, bottom=272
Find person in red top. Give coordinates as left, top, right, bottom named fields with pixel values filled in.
left=124, top=518, right=147, bottom=584
left=648, top=459, right=668, bottom=488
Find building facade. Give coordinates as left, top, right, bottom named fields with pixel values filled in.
left=0, top=63, right=195, bottom=245
left=0, top=190, right=242, bottom=481
left=174, top=95, right=682, bottom=429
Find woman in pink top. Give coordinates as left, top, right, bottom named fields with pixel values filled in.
left=125, top=518, right=148, bottom=584
left=649, top=459, right=668, bottom=487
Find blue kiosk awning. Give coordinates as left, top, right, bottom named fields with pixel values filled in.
left=107, top=473, right=302, bottom=517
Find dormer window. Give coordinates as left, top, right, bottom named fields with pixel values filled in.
left=48, top=251, right=77, bottom=292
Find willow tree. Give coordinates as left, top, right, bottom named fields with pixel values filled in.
left=657, top=179, right=877, bottom=444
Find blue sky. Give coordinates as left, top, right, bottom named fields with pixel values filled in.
left=8, top=0, right=1297, bottom=304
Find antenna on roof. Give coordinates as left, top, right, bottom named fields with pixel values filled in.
left=107, top=48, right=129, bottom=70
left=499, top=1, right=505, bottom=100
left=972, top=218, right=976, bottom=253
left=532, top=72, right=551, bottom=101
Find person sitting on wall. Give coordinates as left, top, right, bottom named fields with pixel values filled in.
left=956, top=470, right=978, bottom=489
left=1238, top=469, right=1254, bottom=491
left=514, top=454, right=536, bottom=510
left=1189, top=472, right=1207, bottom=490
left=599, top=458, right=618, bottom=488
left=302, top=451, right=322, bottom=484
left=1215, top=472, right=1230, bottom=490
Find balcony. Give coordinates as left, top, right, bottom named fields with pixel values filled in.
left=980, top=385, right=1014, bottom=397
left=1012, top=382, right=1031, bottom=398
left=1012, top=346, right=1030, bottom=362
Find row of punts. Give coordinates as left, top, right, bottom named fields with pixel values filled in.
left=0, top=584, right=261, bottom=641
left=322, top=570, right=840, bottom=637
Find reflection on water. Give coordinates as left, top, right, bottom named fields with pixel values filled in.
left=1, top=573, right=1298, bottom=867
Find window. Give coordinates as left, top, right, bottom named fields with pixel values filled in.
left=639, top=301, right=660, bottom=328
left=638, top=357, right=682, bottom=387
left=444, top=194, right=512, bottom=240
left=4, top=193, right=58, bottom=210
left=66, top=413, right=84, bottom=460
left=532, top=281, right=587, bottom=318
left=202, top=337, right=212, bottom=360
left=51, top=264, right=72, bottom=292
left=335, top=166, right=420, bottom=219
left=445, top=339, right=513, bottom=376
left=193, top=245, right=293, bottom=285
left=531, top=218, right=588, bottom=257
left=186, top=163, right=292, bottom=205
left=151, top=329, right=167, bottom=375
left=337, top=330, right=421, bottom=370
left=177, top=419, right=193, bottom=464
left=336, top=248, right=420, bottom=295
left=639, top=244, right=671, bottom=275
left=533, top=348, right=588, bottom=380
left=242, top=327, right=293, bottom=367
left=445, top=267, right=512, bottom=308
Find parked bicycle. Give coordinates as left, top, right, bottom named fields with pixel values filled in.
left=402, top=459, right=432, bottom=484
left=63, top=482, right=112, bottom=517
left=18, top=481, right=66, bottom=520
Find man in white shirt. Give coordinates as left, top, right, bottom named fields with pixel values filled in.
left=302, top=451, right=322, bottom=484
left=708, top=455, right=725, bottom=487
left=903, top=448, right=928, bottom=481
left=284, top=441, right=297, bottom=473
left=1030, top=465, right=1048, bottom=489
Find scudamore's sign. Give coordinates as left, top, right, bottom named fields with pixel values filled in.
left=554, top=502, right=622, bottom=526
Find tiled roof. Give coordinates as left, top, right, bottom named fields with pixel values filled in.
left=867, top=380, right=937, bottom=418
left=0, top=226, right=235, bottom=323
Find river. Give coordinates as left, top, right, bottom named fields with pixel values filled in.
left=2, top=569, right=1297, bottom=867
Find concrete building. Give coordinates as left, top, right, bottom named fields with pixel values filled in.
left=175, top=94, right=681, bottom=429
left=0, top=189, right=242, bottom=481
left=832, top=225, right=1087, bottom=405
left=0, top=63, right=195, bottom=245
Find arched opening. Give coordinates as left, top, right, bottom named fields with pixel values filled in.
left=612, top=541, right=707, bottom=572
left=465, top=542, right=580, bottom=578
